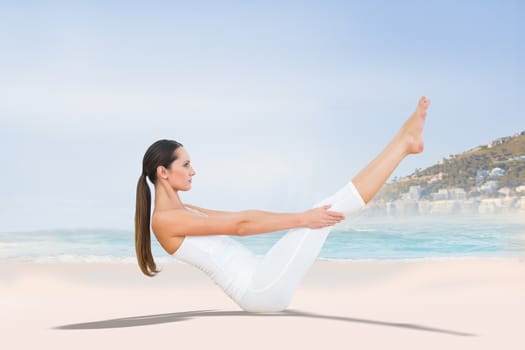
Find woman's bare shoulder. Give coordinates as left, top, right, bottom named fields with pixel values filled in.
left=152, top=207, right=186, bottom=223
left=151, top=208, right=186, bottom=235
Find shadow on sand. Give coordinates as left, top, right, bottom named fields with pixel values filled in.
left=54, top=309, right=476, bottom=336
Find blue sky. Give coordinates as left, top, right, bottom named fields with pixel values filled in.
left=0, top=0, right=523, bottom=231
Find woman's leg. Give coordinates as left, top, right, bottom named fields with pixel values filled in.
left=237, top=96, right=431, bottom=312
left=238, top=180, right=366, bottom=312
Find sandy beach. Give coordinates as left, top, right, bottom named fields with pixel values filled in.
left=1, top=258, right=524, bottom=350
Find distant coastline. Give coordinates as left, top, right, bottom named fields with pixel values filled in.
left=364, top=196, right=525, bottom=217
left=371, top=131, right=525, bottom=217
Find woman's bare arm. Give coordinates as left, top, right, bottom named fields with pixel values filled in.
left=152, top=206, right=344, bottom=238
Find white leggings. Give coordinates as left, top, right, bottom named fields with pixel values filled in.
left=173, top=179, right=366, bottom=312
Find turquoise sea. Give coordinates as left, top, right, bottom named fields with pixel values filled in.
left=1, top=215, right=524, bottom=263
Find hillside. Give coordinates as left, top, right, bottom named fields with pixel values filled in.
left=375, top=131, right=525, bottom=201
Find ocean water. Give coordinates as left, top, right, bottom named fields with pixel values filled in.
left=1, top=215, right=524, bottom=263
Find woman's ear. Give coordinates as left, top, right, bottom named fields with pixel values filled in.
left=156, top=165, right=168, bottom=180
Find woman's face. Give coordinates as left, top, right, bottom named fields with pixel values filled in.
left=165, top=147, right=196, bottom=191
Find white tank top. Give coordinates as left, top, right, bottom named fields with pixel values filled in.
left=172, top=206, right=259, bottom=301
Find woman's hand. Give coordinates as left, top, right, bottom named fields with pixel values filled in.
left=302, top=205, right=345, bottom=229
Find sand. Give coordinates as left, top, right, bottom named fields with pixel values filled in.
left=1, top=258, right=524, bottom=350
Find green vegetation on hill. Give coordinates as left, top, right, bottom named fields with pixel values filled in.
left=376, top=132, right=525, bottom=201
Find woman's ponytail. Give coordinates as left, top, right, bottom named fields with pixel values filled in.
left=135, top=173, right=160, bottom=277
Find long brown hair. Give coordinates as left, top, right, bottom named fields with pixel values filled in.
left=135, top=139, right=183, bottom=276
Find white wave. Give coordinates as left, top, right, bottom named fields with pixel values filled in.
left=24, top=254, right=184, bottom=264
left=318, top=255, right=525, bottom=263
left=0, top=242, right=23, bottom=248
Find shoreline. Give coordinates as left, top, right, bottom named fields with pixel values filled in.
left=2, top=254, right=524, bottom=265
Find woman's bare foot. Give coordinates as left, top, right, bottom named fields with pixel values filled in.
left=397, top=96, right=431, bottom=155
left=351, top=96, right=431, bottom=204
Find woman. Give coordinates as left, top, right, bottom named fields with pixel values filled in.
left=135, top=96, right=431, bottom=312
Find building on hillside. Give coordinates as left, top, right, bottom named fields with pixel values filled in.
left=480, top=180, right=498, bottom=194
left=408, top=185, right=422, bottom=200
left=449, top=188, right=466, bottom=200
left=428, top=199, right=461, bottom=215
left=386, top=202, right=397, bottom=216
left=431, top=189, right=449, bottom=200
left=489, top=167, right=505, bottom=178
left=498, top=187, right=511, bottom=197
left=428, top=172, right=444, bottom=184
left=488, top=136, right=511, bottom=148
left=476, top=169, right=489, bottom=183
left=519, top=197, right=525, bottom=211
